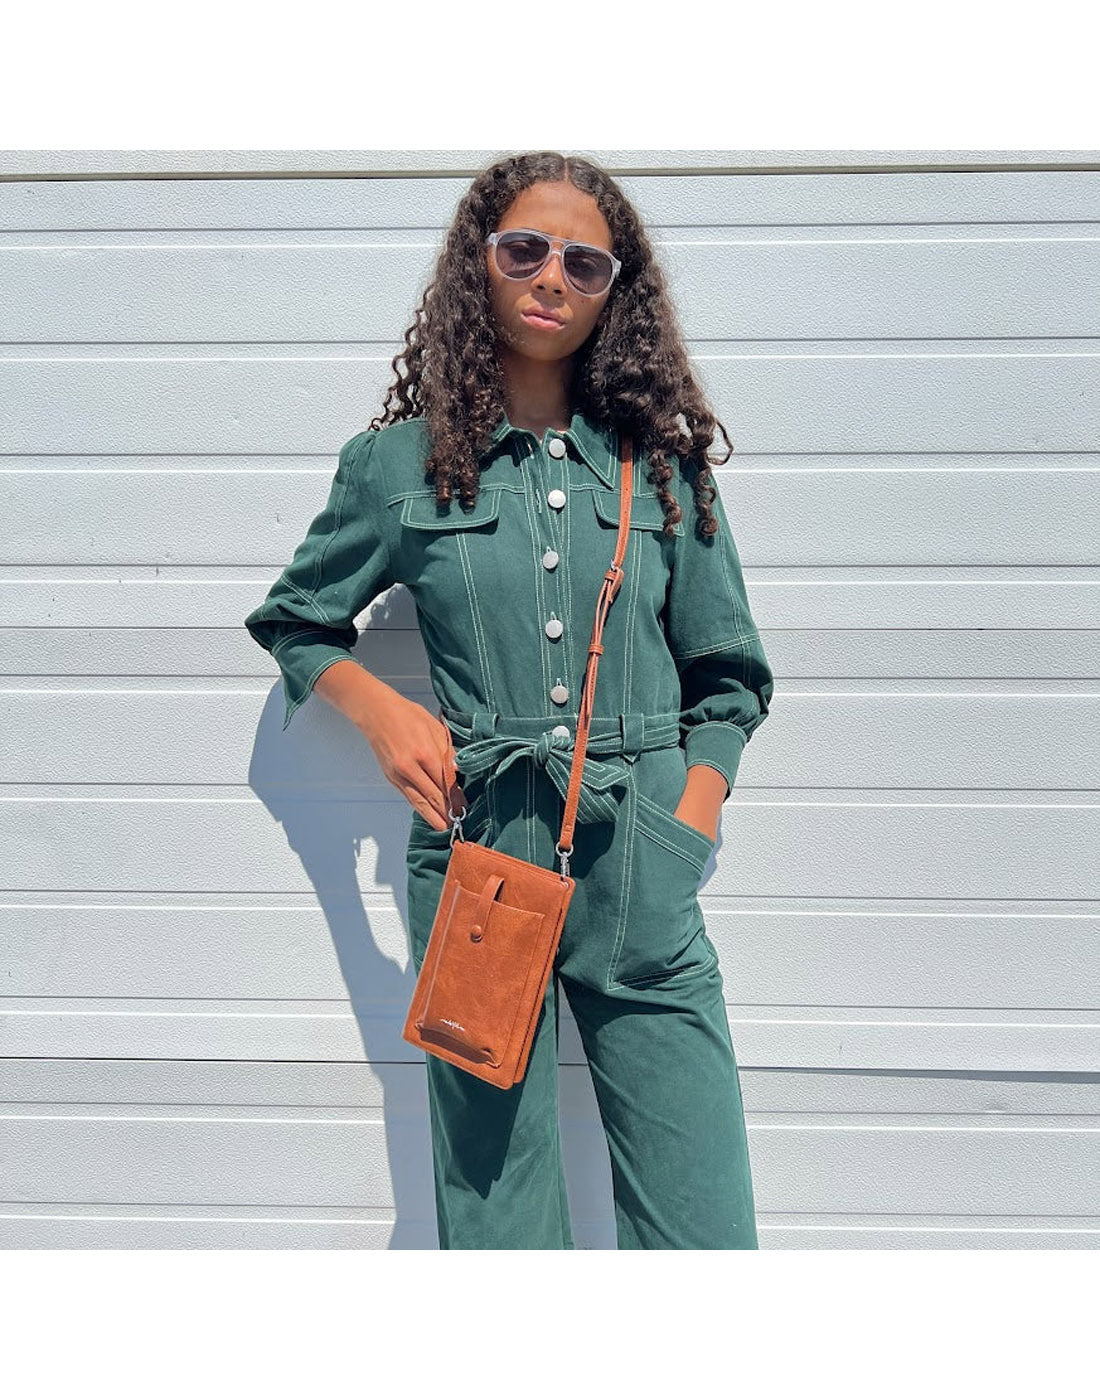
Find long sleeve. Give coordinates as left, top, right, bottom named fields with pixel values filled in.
left=664, top=469, right=775, bottom=796
left=243, top=429, right=398, bottom=730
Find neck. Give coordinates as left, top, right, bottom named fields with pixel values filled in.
left=498, top=346, right=575, bottom=434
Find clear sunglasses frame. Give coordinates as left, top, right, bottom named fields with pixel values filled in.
left=484, top=228, right=622, bottom=297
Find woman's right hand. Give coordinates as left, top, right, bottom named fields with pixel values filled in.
left=357, top=689, right=466, bottom=832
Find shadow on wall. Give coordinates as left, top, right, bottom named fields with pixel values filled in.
left=244, top=647, right=443, bottom=1248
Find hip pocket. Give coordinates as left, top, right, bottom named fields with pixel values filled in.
left=608, top=779, right=718, bottom=990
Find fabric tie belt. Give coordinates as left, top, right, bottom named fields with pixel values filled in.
left=441, top=707, right=684, bottom=824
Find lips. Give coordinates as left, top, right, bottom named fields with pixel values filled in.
left=521, top=308, right=566, bottom=329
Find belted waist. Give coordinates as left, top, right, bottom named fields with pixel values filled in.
left=441, top=707, right=683, bottom=824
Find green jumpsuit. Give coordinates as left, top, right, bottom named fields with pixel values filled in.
left=244, top=407, right=775, bottom=1249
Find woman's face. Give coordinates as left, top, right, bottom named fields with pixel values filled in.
left=485, top=180, right=615, bottom=365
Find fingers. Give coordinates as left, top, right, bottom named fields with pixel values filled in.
left=391, top=708, right=466, bottom=833
left=403, top=716, right=464, bottom=833
left=405, top=763, right=452, bottom=831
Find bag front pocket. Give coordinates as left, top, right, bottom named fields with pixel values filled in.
left=405, top=783, right=492, bottom=973
left=609, top=781, right=718, bottom=989
left=416, top=874, right=547, bottom=1067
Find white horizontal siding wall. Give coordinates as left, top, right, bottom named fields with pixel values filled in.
left=1, top=150, right=1098, bottom=1250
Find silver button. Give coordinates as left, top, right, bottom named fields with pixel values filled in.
left=547, top=437, right=567, bottom=458
left=542, top=548, right=559, bottom=570
left=547, top=488, right=567, bottom=509
left=551, top=724, right=571, bottom=741
left=544, top=618, right=563, bottom=640
left=550, top=683, right=569, bottom=704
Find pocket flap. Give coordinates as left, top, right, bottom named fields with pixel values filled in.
left=592, top=490, right=682, bottom=535
left=400, top=488, right=504, bottom=530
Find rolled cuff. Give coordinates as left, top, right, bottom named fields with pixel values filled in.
left=267, top=631, right=357, bottom=730
left=683, top=721, right=749, bottom=798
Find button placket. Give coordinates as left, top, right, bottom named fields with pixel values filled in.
left=542, top=433, right=570, bottom=710
left=523, top=432, right=544, bottom=515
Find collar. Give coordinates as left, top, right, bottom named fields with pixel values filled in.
left=481, top=406, right=619, bottom=490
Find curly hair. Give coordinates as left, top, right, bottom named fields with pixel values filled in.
left=366, top=150, right=734, bottom=539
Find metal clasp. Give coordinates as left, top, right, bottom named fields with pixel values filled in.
left=555, top=839, right=573, bottom=878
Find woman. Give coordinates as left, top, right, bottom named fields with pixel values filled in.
left=244, top=151, right=775, bottom=1249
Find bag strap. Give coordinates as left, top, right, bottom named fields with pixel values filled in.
left=554, top=433, right=634, bottom=877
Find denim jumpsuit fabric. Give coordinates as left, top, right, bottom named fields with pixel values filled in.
left=244, top=409, right=775, bottom=1249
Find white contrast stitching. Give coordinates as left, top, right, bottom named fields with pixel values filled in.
left=669, top=629, right=760, bottom=662
left=457, top=529, right=495, bottom=709
left=298, top=654, right=356, bottom=708
left=270, top=626, right=345, bottom=655
left=305, top=440, right=356, bottom=619
left=622, top=497, right=642, bottom=708
left=605, top=772, right=637, bottom=993
left=687, top=719, right=748, bottom=744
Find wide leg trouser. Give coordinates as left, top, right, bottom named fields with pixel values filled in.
left=405, top=743, right=758, bottom=1250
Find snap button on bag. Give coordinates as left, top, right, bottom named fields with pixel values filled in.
left=470, top=873, right=502, bottom=941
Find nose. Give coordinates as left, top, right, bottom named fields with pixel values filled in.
left=534, top=249, right=567, bottom=294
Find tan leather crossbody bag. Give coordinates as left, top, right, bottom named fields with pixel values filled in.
left=402, top=435, right=635, bottom=1088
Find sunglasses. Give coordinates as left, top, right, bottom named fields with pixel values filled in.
left=484, top=227, right=622, bottom=297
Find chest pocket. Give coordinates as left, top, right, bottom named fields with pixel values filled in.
left=589, top=487, right=681, bottom=626
left=393, top=485, right=511, bottom=626
left=592, top=490, right=683, bottom=536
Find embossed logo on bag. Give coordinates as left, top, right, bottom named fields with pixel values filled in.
left=441, top=1018, right=466, bottom=1032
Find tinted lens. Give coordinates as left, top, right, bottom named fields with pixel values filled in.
left=562, top=245, right=614, bottom=295
left=495, top=231, right=552, bottom=278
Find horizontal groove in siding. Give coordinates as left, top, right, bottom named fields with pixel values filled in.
left=3, top=150, right=1100, bottom=180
